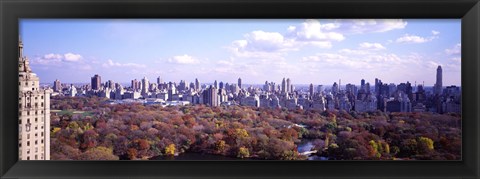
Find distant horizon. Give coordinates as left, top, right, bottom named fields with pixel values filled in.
left=21, top=19, right=461, bottom=86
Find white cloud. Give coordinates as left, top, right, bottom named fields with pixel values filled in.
left=287, top=19, right=345, bottom=42
left=43, top=53, right=63, bottom=60
left=338, top=49, right=372, bottom=55
left=102, top=59, right=146, bottom=68
left=358, top=42, right=386, bottom=50
left=43, top=53, right=82, bottom=62
left=242, top=31, right=293, bottom=52
left=167, top=55, right=200, bottom=64
left=395, top=34, right=436, bottom=43
left=432, top=30, right=440, bottom=35
left=445, top=43, right=461, bottom=55
left=32, top=53, right=83, bottom=65
left=334, top=19, right=407, bottom=34
left=63, top=53, right=82, bottom=62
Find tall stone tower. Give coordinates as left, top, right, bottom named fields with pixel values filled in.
left=18, top=37, right=51, bottom=160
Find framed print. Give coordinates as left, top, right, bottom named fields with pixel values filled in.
left=1, top=0, right=479, bottom=178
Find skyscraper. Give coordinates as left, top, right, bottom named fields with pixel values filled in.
left=238, top=78, right=242, bottom=89
left=91, top=74, right=101, bottom=90
left=53, top=79, right=61, bottom=92
left=141, top=77, right=149, bottom=96
left=435, top=65, right=443, bottom=95
left=195, top=78, right=200, bottom=91
left=157, top=76, right=163, bottom=85
left=106, top=80, right=114, bottom=90
left=309, top=83, right=314, bottom=97
left=18, top=38, right=51, bottom=160
left=286, top=78, right=291, bottom=93
left=281, top=78, right=286, bottom=94
left=361, top=79, right=366, bottom=91
left=203, top=86, right=219, bottom=107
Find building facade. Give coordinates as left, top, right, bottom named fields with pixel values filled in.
left=18, top=39, right=51, bottom=160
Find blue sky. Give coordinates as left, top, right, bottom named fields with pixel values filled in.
left=20, top=19, right=461, bottom=86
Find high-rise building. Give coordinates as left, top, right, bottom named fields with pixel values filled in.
left=157, top=76, right=163, bottom=85
left=238, top=78, right=242, bottom=89
left=195, top=78, right=200, bottom=91
left=18, top=38, right=51, bottom=160
left=141, top=77, right=149, bottom=96
left=106, top=80, right=114, bottom=90
left=179, top=80, right=187, bottom=91
left=203, top=86, right=219, bottom=106
left=91, top=74, right=101, bottom=90
left=332, top=82, right=338, bottom=94
left=365, top=82, right=371, bottom=94
left=213, top=80, right=218, bottom=89
left=286, top=78, right=291, bottom=93
left=131, top=79, right=138, bottom=91
left=53, top=79, right=61, bottom=92
left=219, top=81, right=224, bottom=89
left=281, top=78, right=286, bottom=94
left=309, top=83, right=314, bottom=97
left=361, top=79, right=366, bottom=91
left=435, top=65, right=443, bottom=95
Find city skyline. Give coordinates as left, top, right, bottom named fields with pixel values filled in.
left=20, top=19, right=461, bottom=85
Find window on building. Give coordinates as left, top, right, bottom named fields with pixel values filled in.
left=41, top=96, right=43, bottom=99
left=25, top=82, right=28, bottom=86
left=19, top=111, right=22, bottom=116
left=27, top=157, right=30, bottom=160
left=35, top=133, right=37, bottom=137
left=27, top=119, right=30, bottom=123
left=35, top=118, right=37, bottom=122
left=19, top=143, right=21, bottom=147
left=19, top=103, right=22, bottom=108
left=41, top=111, right=43, bottom=114
left=27, top=111, right=30, bottom=115
left=19, top=119, right=22, bottom=124
left=41, top=102, right=44, bottom=107
left=35, top=155, right=37, bottom=160
left=35, top=97, right=37, bottom=100
left=41, top=126, right=43, bottom=129
left=35, top=111, right=38, bottom=115
left=35, top=103, right=38, bottom=107
left=32, top=88, right=35, bottom=91
left=26, top=123, right=31, bottom=132
left=27, top=149, right=30, bottom=154
left=27, top=141, right=30, bottom=146
left=41, top=139, right=44, bottom=144
left=27, top=134, right=30, bottom=139
left=35, top=147, right=38, bottom=153
left=35, top=140, right=37, bottom=145
left=35, top=125, right=38, bottom=130
left=41, top=132, right=44, bottom=137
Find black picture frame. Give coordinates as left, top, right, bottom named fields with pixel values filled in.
left=1, top=0, right=479, bottom=178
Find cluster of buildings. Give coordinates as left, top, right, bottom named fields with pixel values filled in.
left=52, top=65, right=461, bottom=114
left=17, top=38, right=461, bottom=161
